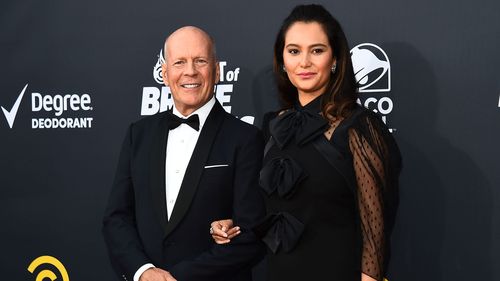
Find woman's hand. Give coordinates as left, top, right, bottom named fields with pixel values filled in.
left=210, top=219, right=241, bottom=244
left=361, top=273, right=378, bottom=281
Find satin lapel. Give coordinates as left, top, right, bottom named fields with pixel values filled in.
left=164, top=102, right=225, bottom=238
left=311, top=137, right=357, bottom=194
left=311, top=107, right=365, bottom=194
left=149, top=112, right=169, bottom=233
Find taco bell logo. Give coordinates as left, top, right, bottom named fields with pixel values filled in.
left=351, top=43, right=391, bottom=93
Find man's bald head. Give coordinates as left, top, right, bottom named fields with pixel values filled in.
left=164, top=26, right=217, bottom=61
left=160, top=26, right=220, bottom=116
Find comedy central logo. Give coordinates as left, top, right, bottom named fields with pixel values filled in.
left=153, top=49, right=166, bottom=84
left=141, top=49, right=254, bottom=124
left=27, top=255, right=69, bottom=281
left=1, top=84, right=94, bottom=129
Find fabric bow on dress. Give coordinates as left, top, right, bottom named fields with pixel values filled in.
left=260, top=156, right=307, bottom=199
left=269, top=108, right=328, bottom=149
left=253, top=212, right=305, bottom=254
left=256, top=104, right=330, bottom=254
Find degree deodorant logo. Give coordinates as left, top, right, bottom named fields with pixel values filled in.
left=1, top=84, right=28, bottom=128
left=1, top=84, right=95, bottom=130
left=27, top=255, right=69, bottom=281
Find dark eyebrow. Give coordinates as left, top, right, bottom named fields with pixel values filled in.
left=310, top=43, right=328, bottom=48
left=285, top=43, right=328, bottom=49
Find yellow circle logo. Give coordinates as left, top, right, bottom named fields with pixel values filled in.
left=27, top=256, right=69, bottom=281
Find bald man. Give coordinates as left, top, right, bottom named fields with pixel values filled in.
left=103, top=26, right=265, bottom=281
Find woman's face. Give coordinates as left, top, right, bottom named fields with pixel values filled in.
left=283, top=21, right=335, bottom=102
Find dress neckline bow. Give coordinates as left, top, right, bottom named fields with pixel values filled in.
left=269, top=96, right=328, bottom=149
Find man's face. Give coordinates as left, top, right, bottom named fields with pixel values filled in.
left=162, top=28, right=220, bottom=116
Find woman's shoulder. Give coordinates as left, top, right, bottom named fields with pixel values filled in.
left=261, top=110, right=282, bottom=141
left=330, top=105, right=389, bottom=149
left=342, top=105, right=389, bottom=134
left=346, top=105, right=401, bottom=164
left=262, top=111, right=279, bottom=124
left=346, top=104, right=381, bottom=124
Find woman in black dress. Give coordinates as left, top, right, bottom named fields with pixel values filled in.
left=210, top=4, right=401, bottom=281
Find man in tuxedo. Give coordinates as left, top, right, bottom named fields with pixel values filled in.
left=102, top=26, right=265, bottom=281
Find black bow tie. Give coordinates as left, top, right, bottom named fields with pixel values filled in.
left=166, top=111, right=200, bottom=131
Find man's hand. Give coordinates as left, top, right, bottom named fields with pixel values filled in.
left=140, top=268, right=177, bottom=281
left=210, top=219, right=241, bottom=244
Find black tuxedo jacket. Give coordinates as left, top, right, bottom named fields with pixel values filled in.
left=102, top=101, right=266, bottom=281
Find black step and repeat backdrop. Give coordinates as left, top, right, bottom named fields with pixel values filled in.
left=1, top=0, right=499, bottom=280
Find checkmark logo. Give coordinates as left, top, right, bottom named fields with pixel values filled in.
left=1, top=83, right=28, bottom=129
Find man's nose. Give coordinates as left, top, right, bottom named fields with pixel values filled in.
left=184, top=61, right=198, bottom=75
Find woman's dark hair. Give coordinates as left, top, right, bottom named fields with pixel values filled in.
left=273, top=4, right=358, bottom=121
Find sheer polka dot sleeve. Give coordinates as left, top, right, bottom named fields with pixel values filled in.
left=348, top=114, right=399, bottom=281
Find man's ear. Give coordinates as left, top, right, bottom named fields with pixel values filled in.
left=214, top=61, right=220, bottom=84
left=161, top=64, right=169, bottom=86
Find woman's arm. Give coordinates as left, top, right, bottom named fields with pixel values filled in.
left=349, top=113, right=400, bottom=281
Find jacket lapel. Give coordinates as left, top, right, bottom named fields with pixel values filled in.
left=164, top=101, right=225, bottom=238
left=149, top=112, right=169, bottom=232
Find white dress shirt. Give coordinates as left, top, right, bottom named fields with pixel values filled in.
left=165, top=97, right=215, bottom=219
left=133, top=96, right=216, bottom=281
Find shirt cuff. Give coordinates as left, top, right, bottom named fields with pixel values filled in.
left=133, top=263, right=155, bottom=281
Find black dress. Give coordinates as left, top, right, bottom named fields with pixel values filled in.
left=255, top=97, right=401, bottom=281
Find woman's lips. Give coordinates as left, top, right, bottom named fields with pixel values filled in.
left=297, top=72, right=316, bottom=79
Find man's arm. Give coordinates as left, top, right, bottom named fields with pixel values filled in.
left=169, top=127, right=266, bottom=281
left=102, top=124, right=152, bottom=280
